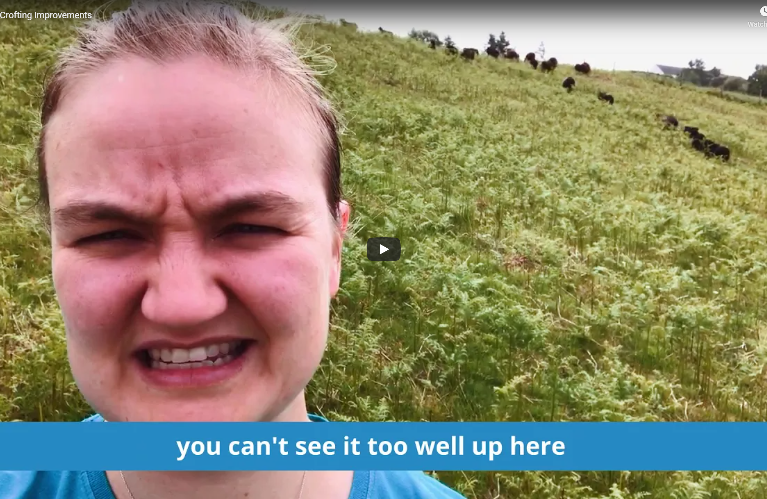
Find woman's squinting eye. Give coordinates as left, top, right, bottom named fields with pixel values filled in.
left=74, top=225, right=284, bottom=245
left=219, top=224, right=286, bottom=237
left=76, top=230, right=139, bottom=245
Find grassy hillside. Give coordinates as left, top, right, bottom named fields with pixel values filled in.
left=3, top=4, right=767, bottom=498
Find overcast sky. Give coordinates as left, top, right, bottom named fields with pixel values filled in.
left=263, top=1, right=767, bottom=79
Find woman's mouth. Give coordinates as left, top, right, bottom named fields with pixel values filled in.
left=139, top=340, right=249, bottom=370
left=135, top=340, right=254, bottom=388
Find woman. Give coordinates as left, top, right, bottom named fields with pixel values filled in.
left=0, top=1, right=465, bottom=498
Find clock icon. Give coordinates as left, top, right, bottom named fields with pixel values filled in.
left=761, top=5, right=767, bottom=16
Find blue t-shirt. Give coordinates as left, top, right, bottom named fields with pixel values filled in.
left=0, top=414, right=465, bottom=499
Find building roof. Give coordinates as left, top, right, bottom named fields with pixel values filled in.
left=651, top=64, right=685, bottom=76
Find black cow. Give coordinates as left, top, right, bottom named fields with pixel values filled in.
left=524, top=52, right=536, bottom=63
left=486, top=47, right=500, bottom=58
left=540, top=59, right=556, bottom=72
left=574, top=62, right=591, bottom=74
left=709, top=144, right=731, bottom=161
left=530, top=59, right=539, bottom=70
left=562, top=76, right=576, bottom=92
left=547, top=57, right=558, bottom=69
left=658, top=114, right=678, bottom=128
left=598, top=92, right=614, bottom=105
left=461, top=48, right=479, bottom=60
left=446, top=45, right=459, bottom=55
left=684, top=126, right=704, bottom=139
left=691, top=138, right=717, bottom=153
left=702, top=138, right=718, bottom=151
left=378, top=27, right=393, bottom=35
left=504, top=49, right=520, bottom=60
left=688, top=127, right=730, bottom=161
left=692, top=138, right=713, bottom=156
left=692, top=138, right=730, bottom=162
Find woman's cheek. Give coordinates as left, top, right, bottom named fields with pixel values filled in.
left=54, top=252, right=140, bottom=346
left=225, top=245, right=329, bottom=333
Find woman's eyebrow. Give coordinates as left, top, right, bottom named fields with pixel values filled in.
left=53, top=202, right=153, bottom=230
left=201, top=191, right=305, bottom=221
left=52, top=191, right=305, bottom=229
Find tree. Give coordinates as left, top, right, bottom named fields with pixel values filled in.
left=408, top=29, right=442, bottom=46
left=681, top=59, right=705, bottom=84
left=679, top=68, right=702, bottom=86
left=537, top=42, right=546, bottom=60
left=487, top=34, right=497, bottom=50
left=688, top=59, right=706, bottom=71
left=709, top=75, right=727, bottom=88
left=723, top=76, right=747, bottom=92
left=497, top=32, right=510, bottom=53
left=444, top=36, right=457, bottom=53
left=747, top=64, right=767, bottom=97
left=679, top=59, right=722, bottom=87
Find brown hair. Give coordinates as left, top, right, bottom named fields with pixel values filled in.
left=37, top=0, right=342, bottom=224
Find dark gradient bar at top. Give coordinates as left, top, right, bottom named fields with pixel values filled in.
left=4, top=0, right=763, bottom=26
left=4, top=0, right=766, bottom=16
left=263, top=0, right=766, bottom=42
left=4, top=0, right=762, bottom=78
left=265, top=0, right=764, bottom=17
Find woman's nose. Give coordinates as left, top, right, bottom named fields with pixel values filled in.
left=140, top=243, right=227, bottom=328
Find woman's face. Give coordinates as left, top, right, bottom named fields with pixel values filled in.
left=45, top=55, right=348, bottom=422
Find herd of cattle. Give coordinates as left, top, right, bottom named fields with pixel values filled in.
left=374, top=26, right=732, bottom=163
left=680, top=124, right=731, bottom=161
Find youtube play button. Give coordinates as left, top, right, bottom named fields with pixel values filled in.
left=367, top=237, right=401, bottom=262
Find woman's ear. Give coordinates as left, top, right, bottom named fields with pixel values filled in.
left=338, top=200, right=350, bottom=238
left=329, top=200, right=351, bottom=297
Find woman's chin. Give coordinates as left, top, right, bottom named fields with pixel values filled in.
left=108, top=404, right=268, bottom=422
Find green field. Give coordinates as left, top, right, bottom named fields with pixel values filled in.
left=3, top=4, right=767, bottom=497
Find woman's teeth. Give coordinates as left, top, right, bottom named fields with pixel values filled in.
left=147, top=341, right=242, bottom=370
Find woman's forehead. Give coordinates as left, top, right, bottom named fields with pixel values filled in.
left=44, top=56, right=327, bottom=210
left=49, top=55, right=321, bottom=151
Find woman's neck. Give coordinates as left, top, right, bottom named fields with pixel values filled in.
left=103, top=398, right=354, bottom=498
left=108, top=470, right=355, bottom=499
left=109, top=469, right=355, bottom=499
